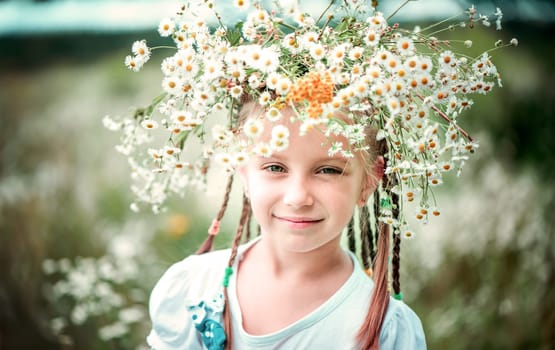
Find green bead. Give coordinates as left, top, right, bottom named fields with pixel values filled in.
left=380, top=197, right=392, bottom=209
left=393, top=291, right=403, bottom=300
left=222, top=267, right=234, bottom=287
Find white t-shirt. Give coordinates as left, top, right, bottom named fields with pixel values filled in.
left=147, top=239, right=427, bottom=350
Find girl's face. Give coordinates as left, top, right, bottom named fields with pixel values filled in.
left=239, top=110, right=378, bottom=254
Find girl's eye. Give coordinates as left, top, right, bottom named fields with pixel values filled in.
left=264, top=164, right=286, bottom=173
left=318, top=167, right=342, bottom=175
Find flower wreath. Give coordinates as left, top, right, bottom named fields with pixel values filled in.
left=105, top=0, right=516, bottom=238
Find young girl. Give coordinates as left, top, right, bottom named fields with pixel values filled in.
left=113, top=1, right=507, bottom=349
left=146, top=101, right=426, bottom=350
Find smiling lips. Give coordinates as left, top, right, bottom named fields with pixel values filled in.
left=275, top=215, right=324, bottom=229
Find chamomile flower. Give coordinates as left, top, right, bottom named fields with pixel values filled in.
left=275, top=77, right=292, bottom=95
left=234, top=0, right=250, bottom=11
left=124, top=55, right=143, bottom=72
left=229, top=85, right=244, bottom=99
left=243, top=118, right=264, bottom=138
left=363, top=29, right=381, bottom=46
left=233, top=151, right=249, bottom=167
left=309, top=43, right=326, bottom=61
left=301, top=31, right=318, bottom=47
left=266, top=72, right=281, bottom=90
left=349, top=47, right=364, bottom=61
left=141, top=119, right=159, bottom=130
left=163, top=146, right=181, bottom=157
left=215, top=153, right=233, bottom=169
left=252, top=142, right=272, bottom=157
left=400, top=227, right=415, bottom=239
left=418, top=57, right=433, bottom=73
left=248, top=74, right=261, bottom=89
left=212, top=125, right=233, bottom=144
left=171, top=110, right=191, bottom=124
left=270, top=137, right=289, bottom=152
left=283, top=33, right=301, bottom=53
left=271, top=125, right=290, bottom=141
left=330, top=44, right=348, bottom=64
left=158, top=18, right=175, bottom=37
left=266, top=107, right=282, bottom=122
left=132, top=40, right=151, bottom=60
left=396, top=37, right=415, bottom=56
left=161, top=76, right=182, bottom=96
left=328, top=141, right=344, bottom=156
left=258, top=91, right=272, bottom=106
left=257, top=47, right=280, bottom=73
left=202, top=59, right=223, bottom=81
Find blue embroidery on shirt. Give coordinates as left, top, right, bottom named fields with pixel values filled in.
left=187, top=293, right=226, bottom=350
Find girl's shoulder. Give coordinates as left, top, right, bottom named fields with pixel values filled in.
left=147, top=248, right=232, bottom=350
left=379, top=297, right=427, bottom=349
left=150, top=248, right=232, bottom=307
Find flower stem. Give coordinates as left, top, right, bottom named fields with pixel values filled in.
left=317, top=0, right=335, bottom=25
left=416, top=93, right=473, bottom=142
left=387, top=0, right=417, bottom=21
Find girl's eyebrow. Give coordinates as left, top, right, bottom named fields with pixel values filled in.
left=258, top=153, right=350, bottom=164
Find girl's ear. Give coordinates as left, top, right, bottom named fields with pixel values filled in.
left=358, top=156, right=385, bottom=207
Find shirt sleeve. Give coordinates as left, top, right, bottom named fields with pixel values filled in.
left=146, top=256, right=204, bottom=350
left=379, top=298, right=427, bottom=350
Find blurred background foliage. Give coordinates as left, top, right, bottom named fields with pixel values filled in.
left=0, top=1, right=554, bottom=350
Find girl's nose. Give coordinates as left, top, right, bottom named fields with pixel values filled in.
left=282, top=175, right=314, bottom=208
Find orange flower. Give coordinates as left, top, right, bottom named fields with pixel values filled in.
left=286, top=71, right=334, bottom=118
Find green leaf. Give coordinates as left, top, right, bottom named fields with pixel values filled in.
left=226, top=22, right=244, bottom=46
left=145, top=93, right=168, bottom=116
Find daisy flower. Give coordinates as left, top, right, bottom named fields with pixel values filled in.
left=363, top=29, right=381, bottom=47
left=271, top=124, right=290, bottom=141
left=266, top=72, right=281, bottom=90
left=275, top=77, right=292, bottom=95
left=349, top=47, right=364, bottom=61
left=258, top=91, right=272, bottom=105
left=132, top=40, right=151, bottom=60
left=233, top=151, right=249, bottom=167
left=124, top=55, right=142, bottom=72
left=396, top=37, right=415, bottom=56
left=252, top=142, right=272, bottom=157
left=243, top=118, right=264, bottom=139
left=270, top=137, right=289, bottom=152
left=283, top=33, right=301, bottom=53
left=162, top=76, right=183, bottom=96
left=172, top=110, right=192, bottom=124
left=141, top=119, right=159, bottom=130
left=248, top=74, right=262, bottom=89
left=330, top=44, right=348, bottom=64
left=309, top=43, right=326, bottom=61
left=258, top=47, right=280, bottom=73
left=229, top=85, right=244, bottom=99
left=266, top=107, right=282, bottom=122
left=158, top=18, right=175, bottom=37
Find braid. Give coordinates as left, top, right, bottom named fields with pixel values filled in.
left=359, top=204, right=372, bottom=270
left=196, top=175, right=234, bottom=254
left=346, top=216, right=356, bottom=255
left=357, top=222, right=391, bottom=350
left=244, top=207, right=252, bottom=243
left=391, top=191, right=402, bottom=299
left=371, top=188, right=380, bottom=266
left=358, top=138, right=393, bottom=349
left=222, top=194, right=250, bottom=350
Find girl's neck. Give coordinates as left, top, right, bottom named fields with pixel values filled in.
left=250, top=235, right=352, bottom=280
